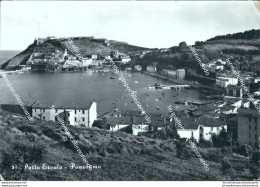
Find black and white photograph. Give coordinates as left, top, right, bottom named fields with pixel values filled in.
left=0, top=0, right=259, bottom=184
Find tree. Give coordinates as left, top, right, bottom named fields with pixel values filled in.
left=92, top=119, right=109, bottom=130
left=179, top=41, right=187, bottom=48
left=212, top=128, right=232, bottom=147
left=176, top=141, right=192, bottom=163
left=250, top=151, right=260, bottom=164
left=249, top=164, right=259, bottom=179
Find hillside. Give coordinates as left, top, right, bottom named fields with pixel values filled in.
left=1, top=37, right=150, bottom=70
left=139, top=29, right=260, bottom=72
left=0, top=109, right=256, bottom=181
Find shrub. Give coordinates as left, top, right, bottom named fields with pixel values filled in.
left=17, top=126, right=37, bottom=134
left=221, top=146, right=232, bottom=156
left=42, top=129, right=63, bottom=142
left=249, top=164, right=259, bottom=179
left=199, top=139, right=212, bottom=148
left=176, top=142, right=192, bottom=160
left=0, top=142, right=45, bottom=180
left=221, top=159, right=232, bottom=175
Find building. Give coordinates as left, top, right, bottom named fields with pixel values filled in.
left=32, top=100, right=97, bottom=127
left=134, top=65, right=142, bottom=71
left=91, top=54, right=98, bottom=60
left=63, top=59, right=82, bottom=69
left=106, top=116, right=149, bottom=135
left=176, top=118, right=202, bottom=142
left=82, top=58, right=92, bottom=67
left=237, top=107, right=260, bottom=149
left=146, top=65, right=157, bottom=73
left=197, top=116, right=227, bottom=141
left=120, top=56, right=131, bottom=64
left=216, top=77, right=238, bottom=88
left=226, top=85, right=243, bottom=98
left=161, top=69, right=177, bottom=78
left=175, top=116, right=227, bottom=142
left=176, top=69, right=185, bottom=80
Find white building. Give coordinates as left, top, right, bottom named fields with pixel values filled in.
left=175, top=116, right=227, bottom=142
left=82, top=58, right=92, bottom=67
left=63, top=59, right=82, bottom=69
left=32, top=101, right=97, bottom=127
left=121, top=56, right=131, bottom=64
left=134, top=65, right=142, bottom=71
left=106, top=116, right=150, bottom=135
left=147, top=65, right=157, bottom=73
left=176, top=69, right=185, bottom=80
left=216, top=77, right=238, bottom=88
left=91, top=54, right=98, bottom=60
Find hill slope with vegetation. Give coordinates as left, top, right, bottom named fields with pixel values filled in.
left=1, top=37, right=150, bottom=70
left=0, top=109, right=258, bottom=181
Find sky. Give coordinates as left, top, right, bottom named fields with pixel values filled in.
left=1, top=1, right=260, bottom=50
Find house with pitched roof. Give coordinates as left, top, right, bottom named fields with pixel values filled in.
left=31, top=100, right=97, bottom=127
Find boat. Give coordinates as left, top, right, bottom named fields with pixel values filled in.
left=175, top=101, right=185, bottom=104
left=110, top=77, right=116, bottom=79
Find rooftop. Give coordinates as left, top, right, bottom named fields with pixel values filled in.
left=238, top=108, right=260, bottom=118
left=32, top=100, right=95, bottom=110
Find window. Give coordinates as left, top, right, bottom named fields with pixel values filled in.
left=79, top=110, right=81, bottom=113
left=55, top=109, right=57, bottom=113
left=249, top=134, right=251, bottom=138
left=82, top=117, right=85, bottom=122
left=249, top=126, right=251, bottom=130
left=43, top=116, right=45, bottom=120
left=35, top=109, right=36, bottom=112
left=75, top=117, right=77, bottom=121
left=68, top=113, right=70, bottom=117
left=249, top=117, right=251, bottom=122
left=43, top=109, right=45, bottom=112
left=63, top=117, right=65, bottom=121
left=255, top=135, right=258, bottom=139
left=255, top=126, right=257, bottom=130
left=75, top=110, right=76, bottom=114
left=255, top=118, right=257, bottom=124
left=83, top=110, right=85, bottom=114
left=249, top=141, right=251, bottom=145
left=68, top=121, right=70, bottom=125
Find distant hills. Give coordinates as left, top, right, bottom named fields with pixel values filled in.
left=2, top=29, right=260, bottom=70
left=207, top=29, right=260, bottom=41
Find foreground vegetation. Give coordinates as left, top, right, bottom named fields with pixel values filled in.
left=0, top=110, right=258, bottom=180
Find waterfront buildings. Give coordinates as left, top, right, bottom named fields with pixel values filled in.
left=216, top=76, right=238, bottom=87
left=161, top=69, right=177, bottom=78
left=32, top=101, right=97, bottom=127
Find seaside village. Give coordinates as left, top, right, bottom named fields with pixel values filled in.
left=2, top=37, right=259, bottom=152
